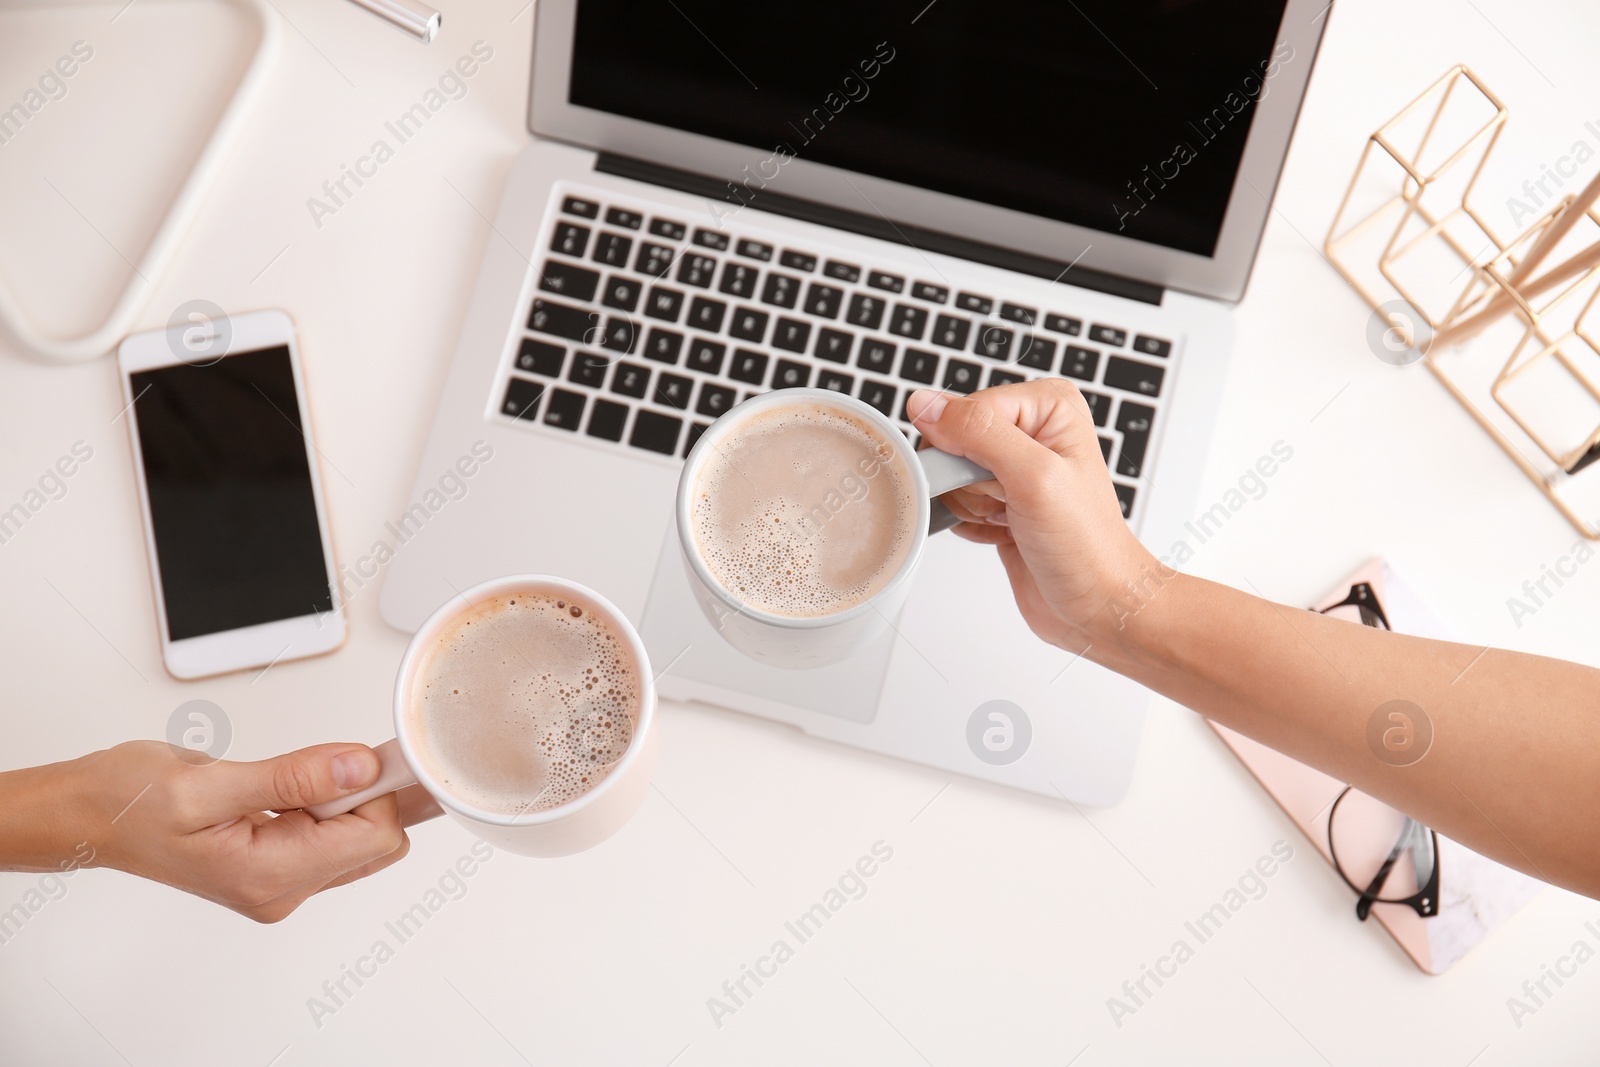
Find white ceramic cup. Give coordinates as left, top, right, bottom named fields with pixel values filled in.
left=306, top=574, right=657, bottom=857
left=676, top=388, right=990, bottom=669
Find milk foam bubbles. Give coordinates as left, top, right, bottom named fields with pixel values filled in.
left=690, top=405, right=916, bottom=617
left=410, top=591, right=639, bottom=814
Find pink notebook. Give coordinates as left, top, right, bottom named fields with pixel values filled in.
left=1208, top=559, right=1541, bottom=974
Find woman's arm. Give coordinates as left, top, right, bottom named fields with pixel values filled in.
left=907, top=381, right=1600, bottom=898
left=0, top=741, right=431, bottom=921
left=1108, top=573, right=1600, bottom=896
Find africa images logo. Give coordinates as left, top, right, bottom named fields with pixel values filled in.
left=1366, top=699, right=1431, bottom=768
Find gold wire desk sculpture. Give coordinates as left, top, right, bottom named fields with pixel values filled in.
left=1325, top=65, right=1600, bottom=540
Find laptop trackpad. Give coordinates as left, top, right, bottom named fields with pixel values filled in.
left=638, top=530, right=890, bottom=724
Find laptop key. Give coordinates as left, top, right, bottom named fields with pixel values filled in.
left=899, top=348, right=938, bottom=384
left=635, top=243, right=675, bottom=277
left=1104, top=356, right=1164, bottom=397
left=593, top=232, right=632, bottom=267
left=1045, top=313, right=1082, bottom=336
left=1062, top=345, right=1099, bottom=381
left=686, top=338, right=726, bottom=375
left=684, top=421, right=712, bottom=457
left=973, top=324, right=1014, bottom=361
left=868, top=271, right=904, bottom=293
left=1016, top=335, right=1056, bottom=372
left=601, top=276, right=641, bottom=311
left=889, top=304, right=928, bottom=340
left=956, top=292, right=993, bottom=314
left=561, top=197, right=598, bottom=219
left=654, top=372, right=693, bottom=410
left=772, top=318, right=811, bottom=352
left=696, top=382, right=737, bottom=418
left=610, top=361, right=651, bottom=398
left=1099, top=436, right=1113, bottom=464
left=1133, top=334, right=1172, bottom=358
left=737, top=239, right=773, bottom=262
left=649, top=218, right=687, bottom=240
left=694, top=228, right=729, bottom=251
left=1082, top=390, right=1112, bottom=427
left=773, top=359, right=811, bottom=388
left=551, top=222, right=589, bottom=257
left=676, top=254, right=718, bottom=288
left=846, top=293, right=886, bottom=330
left=719, top=262, right=758, bottom=298
left=760, top=273, right=800, bottom=309
left=600, top=317, right=637, bottom=354
left=943, top=358, right=981, bottom=393
left=644, top=328, right=683, bottom=364
left=824, top=260, right=861, bottom=283
left=729, top=307, right=769, bottom=343
left=1115, top=402, right=1155, bottom=478
left=815, top=328, right=853, bottom=363
left=516, top=339, right=564, bottom=377
left=780, top=250, right=817, bottom=272
left=1001, top=302, right=1037, bottom=325
left=858, top=339, right=896, bottom=373
left=1113, top=483, right=1136, bottom=519
left=539, top=261, right=600, bottom=301
left=803, top=283, right=843, bottom=319
left=586, top=398, right=628, bottom=441
left=1089, top=324, right=1128, bottom=347
left=629, top=410, right=682, bottom=455
left=569, top=351, right=611, bottom=388
left=528, top=298, right=598, bottom=342
left=686, top=297, right=726, bottom=333
left=818, top=369, right=854, bottom=394
left=543, top=388, right=586, bottom=430
left=645, top=286, right=684, bottom=322
left=606, top=207, right=643, bottom=230
left=932, top=314, right=971, bottom=350
left=988, top=368, right=1025, bottom=387
left=858, top=379, right=897, bottom=416
left=912, top=282, right=948, bottom=304
left=501, top=378, right=544, bottom=420
left=729, top=349, right=769, bottom=385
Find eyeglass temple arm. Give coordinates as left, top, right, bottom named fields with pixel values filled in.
left=1318, top=582, right=1393, bottom=631
left=1415, top=830, right=1442, bottom=918
left=1355, top=840, right=1406, bottom=921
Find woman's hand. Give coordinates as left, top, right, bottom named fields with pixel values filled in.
left=907, top=381, right=1162, bottom=655
left=912, top=385, right=1600, bottom=902
left=31, top=741, right=429, bottom=923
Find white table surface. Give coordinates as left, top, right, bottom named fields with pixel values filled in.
left=4, top=0, right=1600, bottom=1063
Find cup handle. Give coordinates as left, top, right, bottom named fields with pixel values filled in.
left=305, top=738, right=418, bottom=821
left=916, top=448, right=992, bottom=535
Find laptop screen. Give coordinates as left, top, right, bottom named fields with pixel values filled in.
left=569, top=0, right=1292, bottom=259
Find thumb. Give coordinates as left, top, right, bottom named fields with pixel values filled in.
left=201, top=744, right=382, bottom=821
left=906, top=388, right=1063, bottom=504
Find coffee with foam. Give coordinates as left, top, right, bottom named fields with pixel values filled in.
left=690, top=403, right=917, bottom=617
left=409, top=591, right=639, bottom=815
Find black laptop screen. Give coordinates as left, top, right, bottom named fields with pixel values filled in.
left=569, top=0, right=1293, bottom=258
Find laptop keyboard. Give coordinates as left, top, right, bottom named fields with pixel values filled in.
left=494, top=186, right=1174, bottom=523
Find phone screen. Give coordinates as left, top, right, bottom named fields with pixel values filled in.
left=130, top=345, right=334, bottom=641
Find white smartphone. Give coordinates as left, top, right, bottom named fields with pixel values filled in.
left=118, top=308, right=345, bottom=679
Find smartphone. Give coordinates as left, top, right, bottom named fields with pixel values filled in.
left=118, top=309, right=344, bottom=679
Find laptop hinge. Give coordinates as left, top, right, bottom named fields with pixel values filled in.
left=595, top=153, right=1165, bottom=306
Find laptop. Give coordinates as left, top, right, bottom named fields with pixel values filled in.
left=377, top=0, right=1328, bottom=805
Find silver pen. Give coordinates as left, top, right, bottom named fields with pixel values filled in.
left=343, top=0, right=441, bottom=43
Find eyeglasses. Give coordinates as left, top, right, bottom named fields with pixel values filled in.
left=1316, top=582, right=1439, bottom=921
left=1327, top=786, right=1440, bottom=920
left=1317, top=581, right=1392, bottom=631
